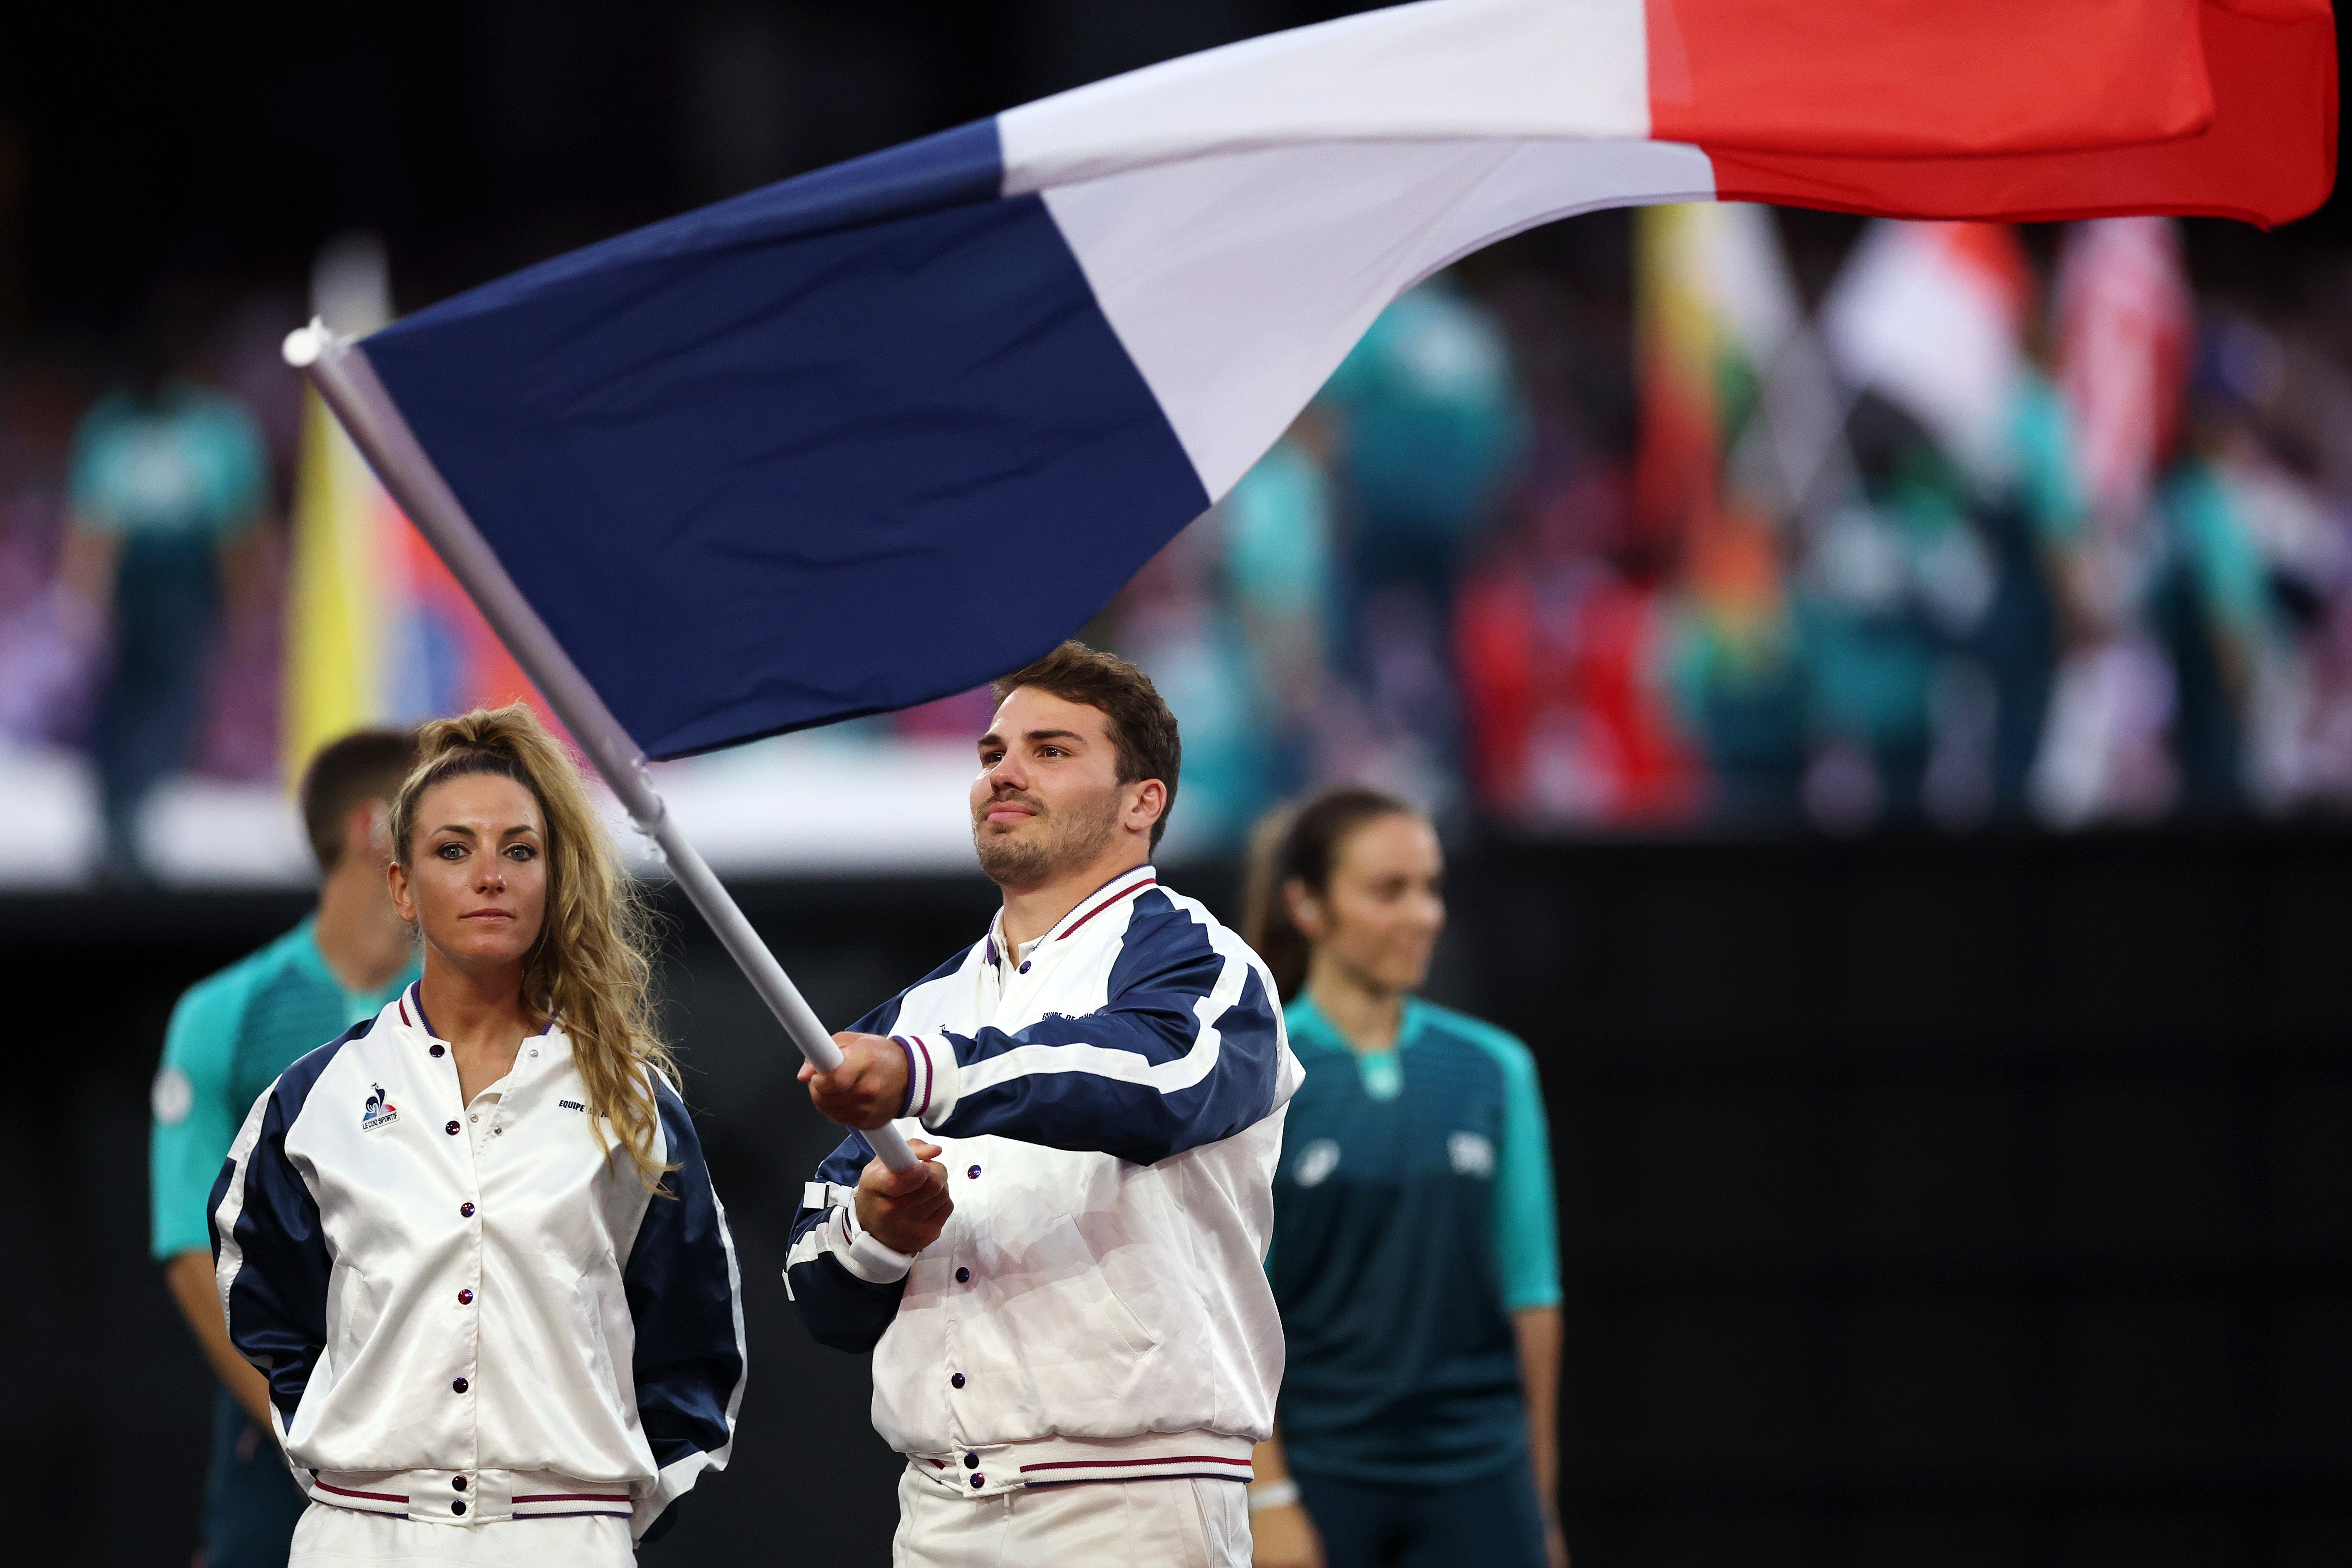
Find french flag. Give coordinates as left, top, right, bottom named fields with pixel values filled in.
left=341, top=0, right=2335, bottom=762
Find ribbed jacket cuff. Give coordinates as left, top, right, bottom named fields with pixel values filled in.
left=835, top=1203, right=915, bottom=1284
left=895, top=1033, right=961, bottom=1127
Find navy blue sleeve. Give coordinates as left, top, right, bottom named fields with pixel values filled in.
left=930, top=894, right=1282, bottom=1164
left=784, top=1129, right=908, bottom=1353
left=213, top=1032, right=354, bottom=1430
left=624, top=1082, right=746, bottom=1535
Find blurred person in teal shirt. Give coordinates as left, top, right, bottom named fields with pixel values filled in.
left=61, top=294, right=271, bottom=878
left=149, top=729, right=419, bottom=1568
left=1241, top=788, right=1565, bottom=1568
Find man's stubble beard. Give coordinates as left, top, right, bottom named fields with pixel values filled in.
left=973, top=786, right=1122, bottom=889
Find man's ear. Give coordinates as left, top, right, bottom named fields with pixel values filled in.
left=342, top=801, right=381, bottom=870
left=1127, top=777, right=1168, bottom=835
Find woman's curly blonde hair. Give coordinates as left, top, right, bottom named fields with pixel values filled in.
left=389, top=703, right=678, bottom=1191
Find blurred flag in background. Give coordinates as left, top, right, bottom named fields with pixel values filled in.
left=281, top=236, right=543, bottom=784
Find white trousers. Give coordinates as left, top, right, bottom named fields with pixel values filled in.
left=894, top=1466, right=1248, bottom=1568
left=289, top=1502, right=634, bottom=1566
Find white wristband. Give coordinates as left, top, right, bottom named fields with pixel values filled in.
left=836, top=1203, right=916, bottom=1284
left=1246, top=1478, right=1301, bottom=1513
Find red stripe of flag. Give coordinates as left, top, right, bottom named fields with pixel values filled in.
left=1649, top=0, right=2215, bottom=159
left=1705, top=0, right=2336, bottom=231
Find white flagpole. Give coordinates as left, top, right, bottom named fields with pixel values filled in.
left=285, top=320, right=920, bottom=1174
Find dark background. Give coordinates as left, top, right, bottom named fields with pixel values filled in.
left=8, top=830, right=2350, bottom=1566
left=0, top=0, right=1373, bottom=345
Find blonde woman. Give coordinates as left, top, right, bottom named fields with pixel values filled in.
left=211, top=705, right=744, bottom=1565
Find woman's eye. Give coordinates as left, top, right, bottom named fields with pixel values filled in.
left=506, top=844, right=536, bottom=861
left=437, top=843, right=465, bottom=860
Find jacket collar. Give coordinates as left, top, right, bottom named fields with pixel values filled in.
left=984, top=863, right=1159, bottom=965
left=393, top=981, right=562, bottom=1056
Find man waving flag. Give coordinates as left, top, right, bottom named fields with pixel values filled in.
left=288, top=0, right=2335, bottom=1181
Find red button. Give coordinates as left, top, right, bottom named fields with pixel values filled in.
left=460, top=1203, right=474, bottom=1218
left=445, top=1121, right=461, bottom=1136
left=452, top=1378, right=469, bottom=1394
left=458, top=1290, right=474, bottom=1305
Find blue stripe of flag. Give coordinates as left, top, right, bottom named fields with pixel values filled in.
left=362, top=119, right=1208, bottom=759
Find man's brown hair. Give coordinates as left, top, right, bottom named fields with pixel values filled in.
left=299, top=727, right=422, bottom=872
left=992, top=641, right=1182, bottom=850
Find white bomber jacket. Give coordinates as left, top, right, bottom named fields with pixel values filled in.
left=211, top=986, right=746, bottom=1540
left=785, top=865, right=1303, bottom=1493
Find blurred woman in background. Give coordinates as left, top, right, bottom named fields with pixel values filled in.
left=211, top=705, right=744, bottom=1565
left=1241, top=788, right=1565, bottom=1568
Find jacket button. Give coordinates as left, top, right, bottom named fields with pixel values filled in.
left=452, top=1501, right=466, bottom=1516
left=950, top=1373, right=965, bottom=1389
left=967, top=1165, right=981, bottom=1179
left=429, top=1044, right=445, bottom=1057
left=453, top=1476, right=467, bottom=1491
left=955, top=1268, right=970, bottom=1284
left=963, top=1452, right=978, bottom=1469
left=445, top=1120, right=461, bottom=1136
left=452, top=1377, right=469, bottom=1394
left=1017, top=961, right=1030, bottom=973
left=458, top=1290, right=474, bottom=1305
left=460, top=1203, right=475, bottom=1218
left=970, top=1473, right=985, bottom=1488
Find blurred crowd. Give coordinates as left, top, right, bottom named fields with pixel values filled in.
left=0, top=279, right=299, bottom=878
left=1089, top=210, right=2352, bottom=849
left=7, top=209, right=2352, bottom=873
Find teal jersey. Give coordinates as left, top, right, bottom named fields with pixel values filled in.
left=1269, top=995, right=1561, bottom=1486
left=69, top=384, right=268, bottom=545
left=149, top=919, right=417, bottom=1260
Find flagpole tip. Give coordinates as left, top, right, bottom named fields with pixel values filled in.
left=282, top=318, right=331, bottom=370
